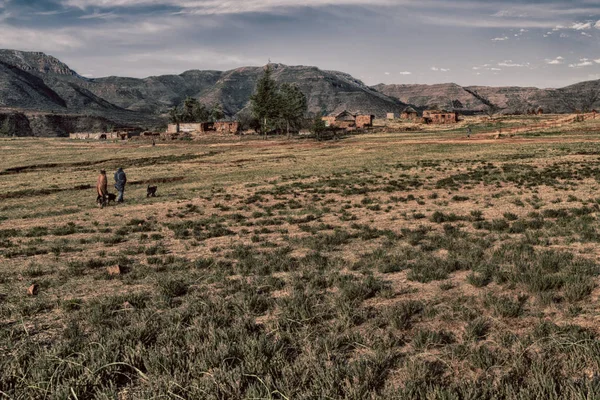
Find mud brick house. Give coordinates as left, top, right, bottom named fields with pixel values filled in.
left=400, top=106, right=419, bottom=121
left=422, top=110, right=458, bottom=124
left=214, top=121, right=240, bottom=134
left=322, top=111, right=356, bottom=129
left=355, top=114, right=375, bottom=128
left=322, top=111, right=374, bottom=129
left=387, top=113, right=396, bottom=120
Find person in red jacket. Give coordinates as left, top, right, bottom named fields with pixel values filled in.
left=96, top=170, right=108, bottom=208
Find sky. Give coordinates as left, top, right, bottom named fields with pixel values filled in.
left=1, top=0, right=600, bottom=88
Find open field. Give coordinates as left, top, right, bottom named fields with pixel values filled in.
left=2, top=120, right=600, bottom=398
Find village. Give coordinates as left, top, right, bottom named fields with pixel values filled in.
left=68, top=107, right=473, bottom=141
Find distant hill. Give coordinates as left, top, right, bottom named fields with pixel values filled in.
left=0, top=50, right=407, bottom=136
left=373, top=81, right=600, bottom=114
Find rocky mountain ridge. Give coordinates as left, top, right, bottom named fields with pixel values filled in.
left=2, top=49, right=600, bottom=136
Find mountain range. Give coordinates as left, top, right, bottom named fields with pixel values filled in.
left=0, top=49, right=599, bottom=136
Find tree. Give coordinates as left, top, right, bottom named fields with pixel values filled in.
left=279, top=83, right=307, bottom=138
left=210, top=103, right=225, bottom=122
left=236, top=108, right=260, bottom=133
left=310, top=114, right=328, bottom=141
left=169, top=97, right=218, bottom=123
left=168, top=107, right=181, bottom=124
left=250, top=65, right=281, bottom=138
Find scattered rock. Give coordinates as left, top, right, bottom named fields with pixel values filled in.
left=107, top=265, right=122, bottom=276
left=27, top=284, right=39, bottom=296
left=122, top=301, right=135, bottom=310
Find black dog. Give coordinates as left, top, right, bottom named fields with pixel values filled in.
left=96, top=193, right=117, bottom=208
left=146, top=185, right=158, bottom=197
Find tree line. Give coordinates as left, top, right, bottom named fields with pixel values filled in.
left=168, top=65, right=311, bottom=138
left=249, top=65, right=308, bottom=138
left=169, top=98, right=225, bottom=124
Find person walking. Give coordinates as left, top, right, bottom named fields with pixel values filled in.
left=114, top=167, right=127, bottom=203
left=466, top=126, right=472, bottom=139
left=96, top=170, right=108, bottom=208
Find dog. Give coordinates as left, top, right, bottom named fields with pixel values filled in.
left=96, top=193, right=117, bottom=208
left=146, top=185, right=158, bottom=197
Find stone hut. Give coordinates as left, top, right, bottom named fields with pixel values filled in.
left=422, top=110, right=458, bottom=124
left=322, top=111, right=374, bottom=129
left=401, top=106, right=419, bottom=121
left=214, top=121, right=240, bottom=134
left=386, top=113, right=396, bottom=120
left=355, top=114, right=375, bottom=128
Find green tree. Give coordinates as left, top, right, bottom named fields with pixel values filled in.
left=210, top=103, right=225, bottom=122
left=168, top=107, right=181, bottom=124
left=169, top=97, right=215, bottom=123
left=250, top=65, right=281, bottom=138
left=279, top=83, right=307, bottom=138
left=310, top=114, right=328, bottom=141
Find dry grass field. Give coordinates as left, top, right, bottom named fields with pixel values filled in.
left=2, top=118, right=600, bottom=399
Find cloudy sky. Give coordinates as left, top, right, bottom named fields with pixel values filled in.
left=2, top=0, right=600, bottom=87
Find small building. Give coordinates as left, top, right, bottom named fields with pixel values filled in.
left=322, top=111, right=374, bottom=129
left=322, top=111, right=356, bottom=129
left=400, top=106, right=419, bottom=121
left=214, top=121, right=240, bottom=134
left=167, top=123, right=203, bottom=134
left=355, top=114, right=375, bottom=128
left=386, top=113, right=396, bottom=120
left=422, top=110, right=458, bottom=124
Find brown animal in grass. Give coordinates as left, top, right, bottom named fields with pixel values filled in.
left=147, top=185, right=158, bottom=197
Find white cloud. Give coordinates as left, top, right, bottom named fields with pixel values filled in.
left=431, top=66, right=449, bottom=72
left=79, top=11, right=118, bottom=19
left=492, top=36, right=508, bottom=41
left=546, top=56, right=564, bottom=65
left=62, top=0, right=397, bottom=13
left=384, top=72, right=390, bottom=75
left=595, top=59, right=600, bottom=64
left=569, top=58, right=594, bottom=68
left=572, top=22, right=592, bottom=30
left=399, top=71, right=411, bottom=75
left=498, top=60, right=529, bottom=68
left=596, top=20, right=600, bottom=29
left=582, top=31, right=592, bottom=37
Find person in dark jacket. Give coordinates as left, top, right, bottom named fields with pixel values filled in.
left=114, top=168, right=127, bottom=203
